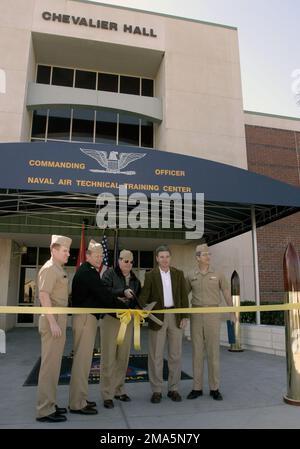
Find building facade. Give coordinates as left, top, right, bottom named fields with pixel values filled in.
left=0, top=0, right=299, bottom=329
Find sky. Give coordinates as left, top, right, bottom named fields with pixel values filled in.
left=86, top=0, right=300, bottom=119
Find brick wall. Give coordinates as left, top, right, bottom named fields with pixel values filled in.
left=245, top=125, right=300, bottom=303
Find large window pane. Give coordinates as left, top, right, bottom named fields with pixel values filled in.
left=52, top=67, right=74, bottom=87
left=21, top=247, right=37, bottom=265
left=38, top=248, right=51, bottom=266
left=75, top=70, right=96, bottom=90
left=120, top=76, right=140, bottom=95
left=65, top=248, right=78, bottom=267
left=95, top=110, right=117, bottom=144
left=98, top=73, right=118, bottom=92
left=142, top=78, right=154, bottom=97
left=36, top=65, right=51, bottom=85
left=31, top=109, right=47, bottom=138
left=118, top=114, right=139, bottom=146
left=48, top=108, right=71, bottom=140
left=17, top=267, right=36, bottom=324
left=141, top=120, right=154, bottom=148
left=140, top=251, right=154, bottom=268
left=72, top=108, right=94, bottom=142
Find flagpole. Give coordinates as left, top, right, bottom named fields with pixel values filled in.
left=113, top=227, right=119, bottom=268
left=76, top=221, right=86, bottom=270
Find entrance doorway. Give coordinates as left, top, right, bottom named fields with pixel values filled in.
left=16, top=246, right=154, bottom=327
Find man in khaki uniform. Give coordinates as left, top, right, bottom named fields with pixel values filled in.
left=139, top=245, right=189, bottom=404
left=69, top=240, right=127, bottom=414
left=36, top=235, right=72, bottom=422
left=186, top=243, right=235, bottom=401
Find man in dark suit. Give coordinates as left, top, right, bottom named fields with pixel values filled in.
left=139, top=245, right=189, bottom=404
left=69, top=240, right=127, bottom=414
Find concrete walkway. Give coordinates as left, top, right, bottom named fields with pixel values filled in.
left=0, top=327, right=299, bottom=429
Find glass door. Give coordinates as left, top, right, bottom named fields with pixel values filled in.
left=17, top=267, right=37, bottom=326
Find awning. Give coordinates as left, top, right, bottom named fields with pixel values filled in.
left=0, top=142, right=299, bottom=244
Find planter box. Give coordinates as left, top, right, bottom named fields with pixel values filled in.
left=220, top=322, right=285, bottom=356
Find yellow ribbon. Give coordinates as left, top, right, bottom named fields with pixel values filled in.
left=116, top=309, right=152, bottom=350
left=2, top=303, right=300, bottom=351
left=2, top=303, right=300, bottom=316
left=116, top=310, right=132, bottom=347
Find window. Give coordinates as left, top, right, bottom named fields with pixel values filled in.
left=21, top=247, right=37, bottom=266
left=75, top=70, right=96, bottom=90
left=141, top=120, right=154, bottom=148
left=48, top=108, right=71, bottom=141
left=52, top=67, right=74, bottom=87
left=118, top=114, right=139, bottom=146
left=31, top=109, right=47, bottom=138
left=142, top=78, right=154, bottom=97
left=98, top=73, right=118, bottom=92
left=31, top=108, right=154, bottom=148
left=36, top=65, right=51, bottom=85
left=72, top=108, right=94, bottom=142
left=35, top=65, right=154, bottom=97
left=140, top=251, right=154, bottom=268
left=120, top=76, right=140, bottom=95
left=95, top=110, right=117, bottom=144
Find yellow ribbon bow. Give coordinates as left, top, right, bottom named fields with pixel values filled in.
left=116, top=309, right=151, bottom=350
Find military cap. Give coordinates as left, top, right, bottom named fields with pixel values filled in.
left=88, top=239, right=103, bottom=254
left=50, top=235, right=72, bottom=249
left=195, top=243, right=209, bottom=255
left=119, top=249, right=133, bottom=262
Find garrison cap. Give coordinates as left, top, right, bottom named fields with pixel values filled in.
left=88, top=239, right=103, bottom=254
left=195, top=243, right=209, bottom=255
left=50, top=235, right=72, bottom=249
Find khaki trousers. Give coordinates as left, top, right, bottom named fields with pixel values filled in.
left=148, top=313, right=183, bottom=393
left=100, top=315, right=133, bottom=400
left=190, top=312, right=221, bottom=391
left=69, top=314, right=98, bottom=410
left=36, top=314, right=67, bottom=418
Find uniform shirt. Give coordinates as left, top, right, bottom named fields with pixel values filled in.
left=159, top=268, right=174, bottom=307
left=186, top=268, right=229, bottom=307
left=38, top=257, right=69, bottom=307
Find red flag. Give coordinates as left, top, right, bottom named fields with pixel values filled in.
left=76, top=223, right=86, bottom=270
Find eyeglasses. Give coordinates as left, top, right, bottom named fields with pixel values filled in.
left=196, top=252, right=211, bottom=257
left=121, top=259, right=133, bottom=264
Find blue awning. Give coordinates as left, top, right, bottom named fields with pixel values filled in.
left=0, top=141, right=299, bottom=243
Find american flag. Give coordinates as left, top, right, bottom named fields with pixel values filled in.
left=100, top=234, right=109, bottom=277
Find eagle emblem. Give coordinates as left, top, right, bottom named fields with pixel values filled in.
left=80, top=149, right=146, bottom=175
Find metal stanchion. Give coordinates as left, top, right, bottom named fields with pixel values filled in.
left=228, top=270, right=243, bottom=352
left=283, top=243, right=300, bottom=405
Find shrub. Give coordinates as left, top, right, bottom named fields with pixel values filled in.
left=240, top=301, right=284, bottom=326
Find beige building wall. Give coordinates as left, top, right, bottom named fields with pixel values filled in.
left=0, top=0, right=34, bottom=142
left=0, top=0, right=255, bottom=319
left=0, top=239, right=19, bottom=330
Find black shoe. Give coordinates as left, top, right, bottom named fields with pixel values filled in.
left=86, top=400, right=97, bottom=408
left=210, top=389, right=223, bottom=401
left=103, top=400, right=114, bottom=409
left=36, top=412, right=67, bottom=423
left=55, top=405, right=67, bottom=414
left=167, top=391, right=182, bottom=402
left=69, top=405, right=98, bottom=415
left=114, top=394, right=131, bottom=402
left=187, top=390, right=203, bottom=400
left=150, top=392, right=162, bottom=404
